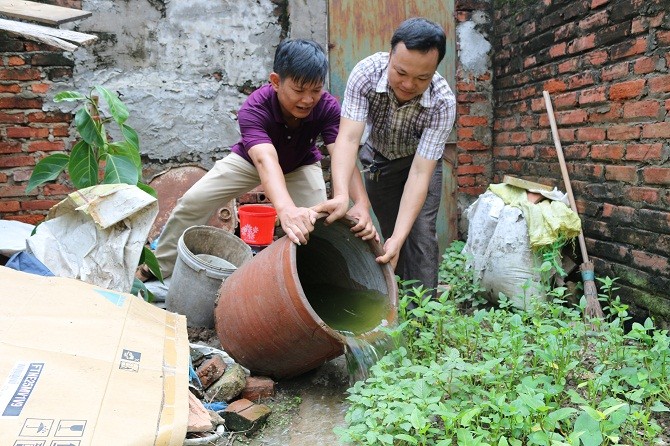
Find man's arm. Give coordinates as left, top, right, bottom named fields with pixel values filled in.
left=376, top=155, right=438, bottom=269
left=312, top=117, right=366, bottom=223
left=248, top=143, right=317, bottom=245
left=322, top=136, right=378, bottom=241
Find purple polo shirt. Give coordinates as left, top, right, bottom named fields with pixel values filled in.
left=230, top=84, right=341, bottom=174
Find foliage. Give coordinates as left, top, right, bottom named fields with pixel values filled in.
left=335, top=242, right=669, bottom=445
left=26, top=86, right=162, bottom=300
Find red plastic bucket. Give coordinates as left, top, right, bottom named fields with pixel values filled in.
left=238, top=204, right=277, bottom=246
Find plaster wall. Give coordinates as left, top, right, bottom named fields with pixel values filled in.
left=48, top=0, right=327, bottom=167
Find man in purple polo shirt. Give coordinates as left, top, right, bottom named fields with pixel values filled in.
left=150, top=39, right=375, bottom=280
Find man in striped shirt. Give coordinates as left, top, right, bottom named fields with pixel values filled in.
left=316, top=17, right=456, bottom=298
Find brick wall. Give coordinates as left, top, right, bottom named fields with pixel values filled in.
left=455, top=0, right=495, bottom=201
left=0, top=32, right=75, bottom=225
left=492, top=0, right=670, bottom=324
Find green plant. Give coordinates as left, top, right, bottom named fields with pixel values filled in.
left=26, top=85, right=162, bottom=299
left=336, top=241, right=670, bottom=445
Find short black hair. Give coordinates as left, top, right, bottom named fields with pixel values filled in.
left=273, top=39, right=328, bottom=86
left=391, top=17, right=446, bottom=65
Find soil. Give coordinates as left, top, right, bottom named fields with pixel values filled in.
left=187, top=327, right=350, bottom=446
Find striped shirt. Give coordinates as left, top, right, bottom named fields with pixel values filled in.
left=341, top=52, right=456, bottom=160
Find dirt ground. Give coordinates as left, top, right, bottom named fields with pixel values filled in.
left=188, top=327, right=350, bottom=446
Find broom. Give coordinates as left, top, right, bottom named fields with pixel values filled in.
left=543, top=91, right=604, bottom=321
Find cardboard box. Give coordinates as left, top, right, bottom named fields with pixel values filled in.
left=0, top=266, right=190, bottom=446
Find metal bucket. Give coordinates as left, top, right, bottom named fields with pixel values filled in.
left=214, top=216, right=398, bottom=379
left=166, top=225, right=253, bottom=328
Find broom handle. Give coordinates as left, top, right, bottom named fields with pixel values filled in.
left=543, top=90, right=590, bottom=263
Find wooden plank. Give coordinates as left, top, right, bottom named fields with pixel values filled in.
left=0, top=17, right=87, bottom=51
left=502, top=175, right=554, bottom=192
left=0, top=0, right=91, bottom=25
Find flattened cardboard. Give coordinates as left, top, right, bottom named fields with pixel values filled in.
left=0, top=266, right=189, bottom=446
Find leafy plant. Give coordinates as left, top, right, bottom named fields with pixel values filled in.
left=335, top=241, right=670, bottom=445
left=26, top=85, right=162, bottom=300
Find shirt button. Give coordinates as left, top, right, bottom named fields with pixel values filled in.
left=287, top=136, right=291, bottom=139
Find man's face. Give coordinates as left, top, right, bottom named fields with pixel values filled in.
left=387, top=42, right=439, bottom=104
left=270, top=73, right=324, bottom=121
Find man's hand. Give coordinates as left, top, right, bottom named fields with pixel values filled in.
left=311, top=194, right=349, bottom=225
left=278, top=206, right=318, bottom=245
left=376, top=236, right=402, bottom=270
left=346, top=202, right=379, bottom=242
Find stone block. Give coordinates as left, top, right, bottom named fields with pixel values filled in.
left=220, top=398, right=271, bottom=434
left=241, top=376, right=275, bottom=402
left=204, top=363, right=246, bottom=402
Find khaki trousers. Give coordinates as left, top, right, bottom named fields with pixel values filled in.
left=155, top=153, right=326, bottom=277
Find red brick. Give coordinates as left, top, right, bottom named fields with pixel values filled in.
left=601, top=62, right=629, bottom=81
left=0, top=112, right=26, bottom=124
left=631, top=250, right=668, bottom=274
left=28, top=141, right=65, bottom=152
left=549, top=42, right=566, bottom=58
left=458, top=165, right=485, bottom=175
left=0, top=68, right=42, bottom=81
left=524, top=56, right=536, bottom=68
left=579, top=9, right=608, bottom=29
left=590, top=0, right=609, bottom=7
left=459, top=140, right=489, bottom=151
left=586, top=50, right=608, bottom=66
left=625, top=143, right=663, bottom=161
left=648, top=74, right=670, bottom=93
left=196, top=354, right=228, bottom=389
left=0, top=141, right=22, bottom=154
left=493, top=146, right=518, bottom=157
left=591, top=144, right=624, bottom=160
left=31, top=83, right=50, bottom=94
left=632, top=56, right=656, bottom=74
left=221, top=398, right=271, bottom=433
left=554, top=92, right=578, bottom=108
left=567, top=34, right=596, bottom=54
left=657, top=29, right=670, bottom=45
left=610, top=79, right=645, bottom=100
left=531, top=130, right=549, bottom=143
left=563, top=144, right=589, bottom=159
left=457, top=81, right=476, bottom=92
left=557, top=109, right=588, bottom=125
left=611, top=36, right=648, bottom=60
left=5, top=214, right=44, bottom=225
left=607, top=125, right=641, bottom=140
left=558, top=58, right=579, bottom=73
left=0, top=97, right=43, bottom=109
left=624, top=186, right=659, bottom=204
left=642, top=167, right=670, bottom=185
left=576, top=127, right=606, bottom=141
left=642, top=122, right=670, bottom=138
left=605, top=165, right=637, bottom=182
left=519, top=146, right=535, bottom=158
left=579, top=86, right=606, bottom=104
left=457, top=127, right=474, bottom=139
left=0, top=84, right=21, bottom=94
left=52, top=125, right=71, bottom=137
left=458, top=175, right=475, bottom=187
left=0, top=201, right=21, bottom=212
left=0, top=172, right=6, bottom=182
left=42, top=183, right=73, bottom=196
left=12, top=169, right=32, bottom=182
left=21, top=200, right=60, bottom=211
left=543, top=79, right=567, bottom=93
left=0, top=155, right=35, bottom=168
left=459, top=116, right=488, bottom=126
left=588, top=103, right=622, bottom=123
left=27, top=111, right=72, bottom=123
left=7, top=56, right=25, bottom=66
left=6, top=127, right=50, bottom=138
left=631, top=17, right=647, bottom=34
left=623, top=101, right=660, bottom=119
left=567, top=71, right=595, bottom=90
left=241, top=376, right=275, bottom=402
left=0, top=185, right=33, bottom=198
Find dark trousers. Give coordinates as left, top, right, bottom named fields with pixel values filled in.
left=360, top=143, right=442, bottom=298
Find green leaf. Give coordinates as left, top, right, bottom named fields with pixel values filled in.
left=108, top=141, right=141, bottom=169
left=395, top=433, right=418, bottom=444
left=137, top=182, right=157, bottom=198
left=102, top=154, right=139, bottom=185
left=130, top=278, right=154, bottom=302
left=54, top=91, right=86, bottom=102
left=26, top=153, right=69, bottom=192
left=573, top=412, right=602, bottom=446
left=95, top=86, right=129, bottom=125
left=140, top=246, right=163, bottom=283
left=121, top=123, right=140, bottom=151
left=68, top=140, right=98, bottom=189
left=74, top=107, right=105, bottom=148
